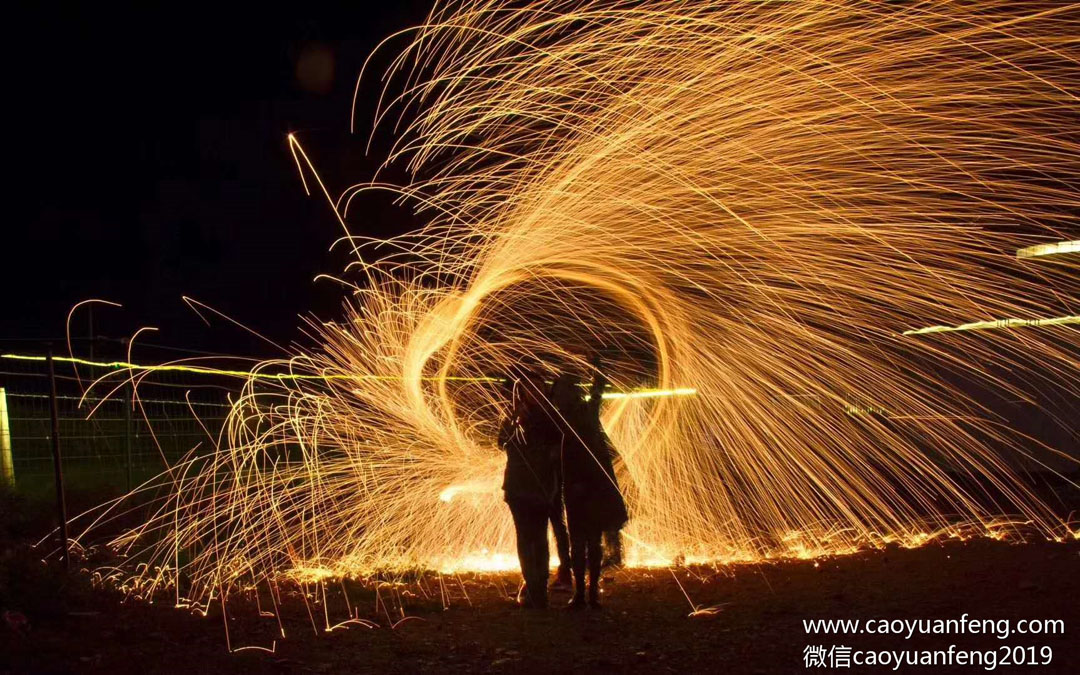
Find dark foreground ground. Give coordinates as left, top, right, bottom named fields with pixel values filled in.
left=2, top=530, right=1077, bottom=674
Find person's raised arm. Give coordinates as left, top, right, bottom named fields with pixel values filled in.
left=498, top=377, right=518, bottom=450
left=587, top=356, right=606, bottom=419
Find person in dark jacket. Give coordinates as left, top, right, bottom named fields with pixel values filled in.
left=548, top=455, right=574, bottom=591
left=551, top=363, right=628, bottom=609
left=499, top=368, right=561, bottom=608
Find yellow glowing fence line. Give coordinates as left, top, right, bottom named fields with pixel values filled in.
left=0, top=353, right=694, bottom=400
left=596, top=387, right=697, bottom=400
left=902, top=315, right=1080, bottom=336
left=0, top=353, right=493, bottom=382
left=1016, top=241, right=1080, bottom=259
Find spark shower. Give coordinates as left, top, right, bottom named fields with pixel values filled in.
left=77, top=1, right=1079, bottom=610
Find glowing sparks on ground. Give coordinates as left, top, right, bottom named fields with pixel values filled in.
left=65, top=1, right=1079, bottom=630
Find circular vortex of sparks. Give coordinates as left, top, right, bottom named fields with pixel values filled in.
left=72, top=0, right=1079, bottom=615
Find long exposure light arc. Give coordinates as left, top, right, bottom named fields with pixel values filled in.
left=66, top=1, right=1080, bottom=627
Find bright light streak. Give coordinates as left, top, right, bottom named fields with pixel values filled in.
left=438, top=486, right=461, bottom=503
left=0, top=353, right=498, bottom=383
left=437, top=478, right=501, bottom=503
left=1016, top=241, right=1080, bottom=259
left=595, top=387, right=697, bottom=400
left=903, top=316, right=1080, bottom=336
left=4, top=352, right=696, bottom=397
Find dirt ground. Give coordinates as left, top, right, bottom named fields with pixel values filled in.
left=2, top=534, right=1077, bottom=674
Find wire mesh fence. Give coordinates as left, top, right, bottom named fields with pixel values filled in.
left=0, top=349, right=234, bottom=497
left=4, top=392, right=227, bottom=472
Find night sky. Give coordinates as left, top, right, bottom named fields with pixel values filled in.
left=7, top=2, right=431, bottom=358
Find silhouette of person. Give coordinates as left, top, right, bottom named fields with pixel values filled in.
left=547, top=439, right=574, bottom=591
left=551, top=363, right=628, bottom=609
left=499, top=368, right=560, bottom=608
left=500, top=373, right=572, bottom=592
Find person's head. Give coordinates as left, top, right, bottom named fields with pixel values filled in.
left=520, top=370, right=548, bottom=408
left=550, top=372, right=582, bottom=412
left=507, top=364, right=548, bottom=413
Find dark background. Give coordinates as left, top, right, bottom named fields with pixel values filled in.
left=5, top=1, right=432, bottom=359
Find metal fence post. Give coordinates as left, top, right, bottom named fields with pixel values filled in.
left=125, top=382, right=133, bottom=492
left=0, top=387, right=13, bottom=489
left=46, top=347, right=70, bottom=570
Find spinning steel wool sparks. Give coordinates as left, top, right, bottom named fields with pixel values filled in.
left=72, top=0, right=1079, bottom=620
